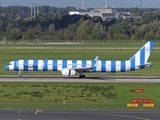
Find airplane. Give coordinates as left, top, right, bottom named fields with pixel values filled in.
left=5, top=41, right=154, bottom=78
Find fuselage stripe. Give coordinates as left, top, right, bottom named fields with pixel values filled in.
left=63, top=60, right=67, bottom=69
left=101, top=60, right=106, bottom=72
left=121, top=61, right=125, bottom=72
left=92, top=60, right=96, bottom=72
left=43, top=60, right=48, bottom=71
left=82, top=60, right=86, bottom=68
left=72, top=60, right=77, bottom=68
left=14, top=60, right=18, bottom=71
left=33, top=60, right=38, bottom=71
left=53, top=60, right=57, bottom=71
left=111, top=60, right=116, bottom=73
left=24, top=60, right=28, bottom=71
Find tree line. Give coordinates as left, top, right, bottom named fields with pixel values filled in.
left=0, top=6, right=160, bottom=41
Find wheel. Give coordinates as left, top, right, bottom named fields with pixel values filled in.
left=79, top=75, right=85, bottom=78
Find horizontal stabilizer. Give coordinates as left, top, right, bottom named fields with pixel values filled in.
left=137, top=63, right=153, bottom=68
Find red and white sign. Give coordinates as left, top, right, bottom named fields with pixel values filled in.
left=132, top=99, right=154, bottom=103
left=143, top=99, right=154, bottom=103
left=135, top=89, right=145, bottom=92
left=132, top=99, right=143, bottom=103
left=132, top=99, right=138, bottom=103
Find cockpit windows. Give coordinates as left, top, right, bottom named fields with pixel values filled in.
left=9, top=63, right=12, bottom=65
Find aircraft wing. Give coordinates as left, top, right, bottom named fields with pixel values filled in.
left=70, top=56, right=99, bottom=72
left=71, top=67, right=92, bottom=72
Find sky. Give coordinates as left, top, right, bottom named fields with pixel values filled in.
left=0, top=0, right=160, bottom=8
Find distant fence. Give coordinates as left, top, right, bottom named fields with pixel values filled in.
left=0, top=40, right=159, bottom=44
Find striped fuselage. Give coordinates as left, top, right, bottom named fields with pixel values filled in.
left=7, top=59, right=143, bottom=72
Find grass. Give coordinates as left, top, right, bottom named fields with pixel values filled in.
left=0, top=49, right=159, bottom=76
left=0, top=83, right=116, bottom=102
left=0, top=82, right=159, bottom=108
left=0, top=41, right=160, bottom=47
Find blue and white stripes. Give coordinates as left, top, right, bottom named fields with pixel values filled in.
left=4, top=41, right=155, bottom=74
left=7, top=60, right=129, bottom=73
left=130, top=41, right=154, bottom=71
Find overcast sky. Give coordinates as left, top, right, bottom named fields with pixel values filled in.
left=1, top=0, right=160, bottom=8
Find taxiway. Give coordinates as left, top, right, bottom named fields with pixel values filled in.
left=0, top=76, right=159, bottom=83
left=0, top=109, right=159, bottom=120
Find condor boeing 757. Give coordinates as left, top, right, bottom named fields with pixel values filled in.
left=5, top=41, right=154, bottom=78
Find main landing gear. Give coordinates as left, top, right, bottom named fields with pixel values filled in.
left=18, top=71, right=22, bottom=77
left=79, top=75, right=85, bottom=78
left=79, top=71, right=85, bottom=78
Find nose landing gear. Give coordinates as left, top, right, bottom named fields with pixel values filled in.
left=18, top=71, right=22, bottom=77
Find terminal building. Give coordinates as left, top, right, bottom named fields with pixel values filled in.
left=1, top=12, right=29, bottom=19
left=69, top=0, right=141, bottom=21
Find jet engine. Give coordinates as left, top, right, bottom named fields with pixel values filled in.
left=61, top=69, right=77, bottom=76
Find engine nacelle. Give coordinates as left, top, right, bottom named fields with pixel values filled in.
left=61, top=69, right=77, bottom=76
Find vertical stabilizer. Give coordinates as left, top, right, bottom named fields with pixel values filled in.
left=130, top=41, right=154, bottom=66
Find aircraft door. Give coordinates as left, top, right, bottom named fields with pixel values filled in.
left=18, top=60, right=23, bottom=71
left=125, top=61, right=130, bottom=71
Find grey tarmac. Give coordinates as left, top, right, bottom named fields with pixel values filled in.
left=0, top=76, right=160, bottom=83
left=0, top=109, right=159, bottom=120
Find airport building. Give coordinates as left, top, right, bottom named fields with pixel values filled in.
left=69, top=0, right=141, bottom=21
left=1, top=12, right=29, bottom=19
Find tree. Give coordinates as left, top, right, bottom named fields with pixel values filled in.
left=36, top=23, right=42, bottom=33
left=9, top=29, right=22, bottom=40
left=7, top=23, right=13, bottom=32
left=155, top=29, right=160, bottom=40
left=144, top=32, right=155, bottom=40
left=76, top=20, right=94, bottom=40
left=112, top=21, right=130, bottom=37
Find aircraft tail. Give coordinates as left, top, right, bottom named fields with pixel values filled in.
left=130, top=41, right=154, bottom=65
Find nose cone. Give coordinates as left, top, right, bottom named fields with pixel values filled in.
left=150, top=64, right=153, bottom=67
left=5, top=65, right=9, bottom=70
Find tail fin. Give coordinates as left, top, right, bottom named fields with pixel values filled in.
left=130, top=41, right=154, bottom=65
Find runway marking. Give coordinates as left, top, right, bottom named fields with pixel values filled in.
left=35, top=109, right=39, bottom=115
left=32, top=111, right=151, bottom=120
left=101, top=114, right=151, bottom=120
left=39, top=110, right=160, bottom=114
left=90, top=109, right=99, bottom=110
left=4, top=108, right=13, bottom=110
left=18, top=110, right=22, bottom=114
left=0, top=118, right=28, bottom=120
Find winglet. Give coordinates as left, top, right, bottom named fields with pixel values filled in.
left=94, top=56, right=99, bottom=61
left=93, top=56, right=99, bottom=68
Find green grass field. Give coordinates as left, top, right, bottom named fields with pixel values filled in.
left=0, top=43, right=159, bottom=109
left=0, top=82, right=159, bottom=108
left=0, top=41, right=160, bottom=47
left=0, top=49, right=159, bottom=76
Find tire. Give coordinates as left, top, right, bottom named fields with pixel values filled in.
left=79, top=75, right=85, bottom=78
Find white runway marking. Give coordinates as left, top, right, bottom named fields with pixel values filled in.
left=18, top=110, right=22, bottom=114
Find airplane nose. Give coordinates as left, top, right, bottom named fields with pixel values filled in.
left=5, top=65, right=9, bottom=70
left=150, top=64, right=153, bottom=67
